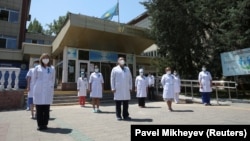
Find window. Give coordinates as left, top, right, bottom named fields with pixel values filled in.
left=78, top=50, right=89, bottom=60
left=0, top=38, right=6, bottom=48
left=0, top=10, right=9, bottom=21
left=68, top=60, right=76, bottom=82
left=0, top=36, right=17, bottom=49
left=0, top=9, right=19, bottom=23
left=25, top=39, right=45, bottom=44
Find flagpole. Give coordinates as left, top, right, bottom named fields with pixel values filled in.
left=117, top=0, right=120, bottom=24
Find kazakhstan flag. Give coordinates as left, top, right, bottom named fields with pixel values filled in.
left=101, top=3, right=119, bottom=20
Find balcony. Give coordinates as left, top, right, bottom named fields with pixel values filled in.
left=0, top=67, right=21, bottom=90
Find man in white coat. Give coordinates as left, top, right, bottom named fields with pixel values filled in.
left=135, top=68, right=148, bottom=108
left=110, top=57, right=132, bottom=121
left=77, top=71, right=88, bottom=107
left=161, top=67, right=175, bottom=112
left=173, top=70, right=181, bottom=104
left=198, top=65, right=213, bottom=106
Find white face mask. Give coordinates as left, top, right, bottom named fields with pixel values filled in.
left=95, top=69, right=99, bottom=72
left=166, top=71, right=171, bottom=74
left=140, top=72, right=143, bottom=76
left=174, top=72, right=177, bottom=75
left=119, top=60, right=125, bottom=65
left=33, top=63, right=38, bottom=67
left=42, top=59, right=49, bottom=64
left=202, top=67, right=206, bottom=71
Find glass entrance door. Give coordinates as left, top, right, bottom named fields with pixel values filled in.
left=78, top=61, right=89, bottom=79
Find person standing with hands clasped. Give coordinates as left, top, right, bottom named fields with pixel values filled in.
left=173, top=70, right=181, bottom=104
left=110, top=57, right=133, bottom=121
left=161, top=67, right=175, bottom=112
left=77, top=71, right=88, bottom=107
left=147, top=72, right=155, bottom=101
left=89, top=65, right=104, bottom=113
left=135, top=68, right=148, bottom=108
left=198, top=65, right=213, bottom=106
left=33, top=53, right=55, bottom=130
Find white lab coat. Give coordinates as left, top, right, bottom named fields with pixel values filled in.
left=110, top=65, right=132, bottom=100
left=198, top=71, right=212, bottom=92
left=135, top=75, right=148, bottom=98
left=77, top=77, right=88, bottom=96
left=161, top=74, right=175, bottom=99
left=33, top=65, right=55, bottom=105
left=89, top=72, right=104, bottom=98
left=26, top=68, right=36, bottom=98
left=173, top=75, right=181, bottom=93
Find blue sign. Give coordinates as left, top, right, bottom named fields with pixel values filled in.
left=220, top=47, right=250, bottom=76
left=89, top=51, right=118, bottom=62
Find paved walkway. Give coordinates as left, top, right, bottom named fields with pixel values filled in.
left=0, top=95, right=250, bottom=141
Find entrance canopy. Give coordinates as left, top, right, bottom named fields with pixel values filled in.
left=52, top=13, right=154, bottom=56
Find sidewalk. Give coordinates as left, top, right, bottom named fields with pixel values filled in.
left=0, top=96, right=250, bottom=141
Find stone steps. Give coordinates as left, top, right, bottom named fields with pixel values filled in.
left=24, top=90, right=138, bottom=106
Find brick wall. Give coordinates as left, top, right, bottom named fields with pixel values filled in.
left=0, top=90, right=24, bottom=111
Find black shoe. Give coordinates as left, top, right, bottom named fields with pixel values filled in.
left=123, top=117, right=132, bottom=121
left=37, top=126, right=43, bottom=131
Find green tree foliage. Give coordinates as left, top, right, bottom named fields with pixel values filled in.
left=27, top=18, right=43, bottom=33
left=142, top=0, right=250, bottom=79
left=44, top=12, right=68, bottom=36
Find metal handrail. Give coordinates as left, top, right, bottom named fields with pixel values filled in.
left=180, top=79, right=237, bottom=104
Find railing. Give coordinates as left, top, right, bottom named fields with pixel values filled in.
left=181, top=79, right=237, bottom=104
left=0, top=67, right=20, bottom=90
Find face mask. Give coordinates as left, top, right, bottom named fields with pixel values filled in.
left=33, top=63, right=38, bottom=67
left=174, top=72, right=177, bottom=75
left=42, top=59, right=49, bottom=64
left=119, top=60, right=125, bottom=65
left=95, top=69, right=99, bottom=72
left=140, top=72, right=143, bottom=76
left=202, top=68, right=206, bottom=71
left=166, top=71, right=171, bottom=74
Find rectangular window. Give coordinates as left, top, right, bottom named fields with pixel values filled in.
left=78, top=50, right=89, bottom=60
left=6, top=38, right=17, bottom=49
left=0, top=10, right=9, bottom=21
left=0, top=38, right=6, bottom=48
left=9, top=11, right=19, bottom=23
left=68, top=60, right=76, bottom=82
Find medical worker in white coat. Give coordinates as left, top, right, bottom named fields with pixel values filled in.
left=89, top=65, right=104, bottom=113
left=77, top=71, right=88, bottom=107
left=110, top=57, right=132, bottom=121
left=135, top=68, right=148, bottom=108
left=198, top=65, right=213, bottom=106
left=33, top=53, right=55, bottom=130
left=173, top=70, right=181, bottom=104
left=26, top=59, right=39, bottom=119
left=161, top=67, right=175, bottom=112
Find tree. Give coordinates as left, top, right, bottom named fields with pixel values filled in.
left=142, top=0, right=250, bottom=80
left=44, top=12, right=68, bottom=36
left=27, top=18, right=43, bottom=33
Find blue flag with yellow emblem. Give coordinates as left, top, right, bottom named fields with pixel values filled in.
left=101, top=3, right=119, bottom=20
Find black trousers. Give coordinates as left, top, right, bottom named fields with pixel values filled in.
left=36, top=105, right=50, bottom=127
left=115, top=100, right=129, bottom=119
left=138, top=97, right=145, bottom=107
left=148, top=86, right=155, bottom=100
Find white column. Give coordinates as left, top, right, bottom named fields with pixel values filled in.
left=6, top=71, right=12, bottom=90
left=0, top=70, right=6, bottom=90
left=14, top=69, right=20, bottom=90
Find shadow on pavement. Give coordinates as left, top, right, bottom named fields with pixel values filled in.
left=172, top=110, right=194, bottom=112
left=40, top=127, right=72, bottom=134
left=129, top=118, right=153, bottom=122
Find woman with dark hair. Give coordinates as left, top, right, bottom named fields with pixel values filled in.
left=33, top=53, right=55, bottom=130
